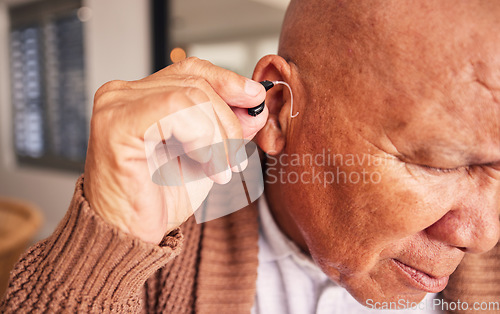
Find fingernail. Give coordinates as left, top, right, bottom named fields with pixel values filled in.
left=220, top=167, right=232, bottom=185
left=199, top=145, right=213, bottom=164
left=209, top=166, right=232, bottom=185
left=231, top=146, right=248, bottom=172
left=237, top=145, right=247, bottom=163
left=245, top=80, right=263, bottom=96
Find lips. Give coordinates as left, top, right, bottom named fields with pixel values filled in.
left=392, top=259, right=450, bottom=293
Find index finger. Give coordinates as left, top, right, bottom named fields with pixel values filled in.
left=157, top=57, right=267, bottom=109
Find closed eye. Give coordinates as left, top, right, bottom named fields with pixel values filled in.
left=419, top=164, right=468, bottom=174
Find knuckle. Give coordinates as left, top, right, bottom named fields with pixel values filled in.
left=157, top=90, right=191, bottom=112
left=196, top=58, right=213, bottom=68
left=181, top=76, right=212, bottom=93
left=184, top=56, right=201, bottom=63
left=93, top=90, right=122, bottom=109
left=182, top=75, right=205, bottom=87
left=94, top=80, right=129, bottom=104
left=96, top=79, right=128, bottom=95
left=184, top=86, right=210, bottom=104
left=165, top=89, right=188, bottom=103
left=176, top=56, right=213, bottom=72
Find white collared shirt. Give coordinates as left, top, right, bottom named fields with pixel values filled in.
left=251, top=196, right=443, bottom=314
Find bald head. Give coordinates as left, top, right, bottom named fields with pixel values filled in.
left=279, top=0, right=500, bottom=166
left=279, top=0, right=500, bottom=82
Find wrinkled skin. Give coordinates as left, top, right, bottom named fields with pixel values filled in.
left=253, top=0, right=500, bottom=306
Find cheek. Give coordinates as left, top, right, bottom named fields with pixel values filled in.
left=282, top=161, right=455, bottom=275
left=338, top=163, right=461, bottom=251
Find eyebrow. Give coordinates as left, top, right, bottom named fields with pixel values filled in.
left=404, top=142, right=500, bottom=168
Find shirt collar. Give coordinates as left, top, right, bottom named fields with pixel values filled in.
left=257, top=195, right=324, bottom=273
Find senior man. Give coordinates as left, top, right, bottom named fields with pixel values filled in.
left=2, top=0, right=500, bottom=313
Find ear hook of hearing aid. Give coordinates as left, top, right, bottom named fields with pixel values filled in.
left=247, top=80, right=299, bottom=118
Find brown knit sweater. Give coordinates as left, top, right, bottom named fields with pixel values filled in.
left=0, top=176, right=499, bottom=313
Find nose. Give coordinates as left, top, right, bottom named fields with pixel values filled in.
left=425, top=191, right=500, bottom=254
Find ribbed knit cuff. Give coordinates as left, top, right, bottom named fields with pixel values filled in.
left=1, top=175, right=183, bottom=312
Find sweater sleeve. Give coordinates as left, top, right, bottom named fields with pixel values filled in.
left=0, top=175, right=184, bottom=313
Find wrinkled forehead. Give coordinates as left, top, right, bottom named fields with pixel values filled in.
left=281, top=0, right=500, bottom=165
left=376, top=15, right=500, bottom=164
left=362, top=2, right=500, bottom=165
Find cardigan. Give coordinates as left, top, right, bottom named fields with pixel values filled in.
left=1, top=175, right=499, bottom=313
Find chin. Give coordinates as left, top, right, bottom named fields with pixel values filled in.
left=355, top=288, right=428, bottom=310
left=343, top=279, right=429, bottom=310
left=331, top=260, right=431, bottom=310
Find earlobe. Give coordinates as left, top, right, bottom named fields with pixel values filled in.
left=252, top=55, right=293, bottom=155
left=255, top=114, right=286, bottom=156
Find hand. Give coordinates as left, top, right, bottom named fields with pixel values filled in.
left=83, top=57, right=268, bottom=243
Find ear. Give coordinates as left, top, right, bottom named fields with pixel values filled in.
left=252, top=55, right=293, bottom=156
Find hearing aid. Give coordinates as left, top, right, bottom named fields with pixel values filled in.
left=248, top=81, right=274, bottom=117
left=247, top=80, right=299, bottom=118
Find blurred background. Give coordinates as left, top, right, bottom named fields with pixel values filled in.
left=0, top=0, right=288, bottom=296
